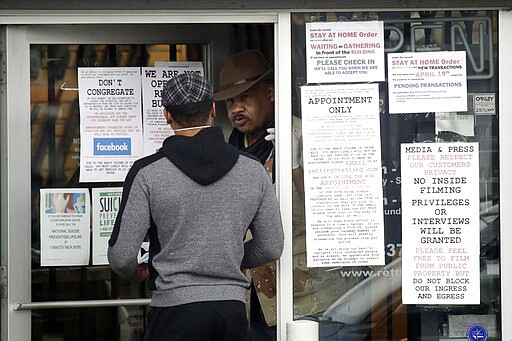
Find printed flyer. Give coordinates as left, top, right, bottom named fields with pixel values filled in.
left=40, top=188, right=90, bottom=266
left=435, top=112, right=474, bottom=137
left=78, top=67, right=143, bottom=182
left=473, top=93, right=496, bottom=115
left=92, top=187, right=123, bottom=265
left=141, top=63, right=204, bottom=155
left=401, top=142, right=480, bottom=304
left=388, top=51, right=467, bottom=113
left=305, top=21, right=385, bottom=83
left=301, top=83, right=384, bottom=267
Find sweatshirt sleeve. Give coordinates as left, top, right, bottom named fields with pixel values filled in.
left=107, top=168, right=151, bottom=279
left=241, top=169, right=284, bottom=269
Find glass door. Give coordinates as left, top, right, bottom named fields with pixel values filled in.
left=31, top=41, right=215, bottom=341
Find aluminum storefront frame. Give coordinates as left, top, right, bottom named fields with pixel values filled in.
left=0, top=7, right=511, bottom=341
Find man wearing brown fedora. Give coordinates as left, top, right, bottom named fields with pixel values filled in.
left=215, top=50, right=276, bottom=174
left=215, top=49, right=279, bottom=340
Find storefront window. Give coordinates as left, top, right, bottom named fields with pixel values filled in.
left=290, top=10, right=500, bottom=340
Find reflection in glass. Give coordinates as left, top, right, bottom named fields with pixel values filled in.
left=291, top=10, right=500, bottom=340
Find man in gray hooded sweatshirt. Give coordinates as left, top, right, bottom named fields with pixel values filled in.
left=108, top=73, right=284, bottom=341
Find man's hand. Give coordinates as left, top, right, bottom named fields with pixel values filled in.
left=265, top=128, right=301, bottom=169
left=131, top=263, right=149, bottom=283
left=265, top=127, right=276, bottom=142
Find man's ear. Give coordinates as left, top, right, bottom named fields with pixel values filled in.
left=210, top=102, right=217, bottom=119
left=163, top=108, right=172, bottom=124
left=265, top=84, right=275, bottom=102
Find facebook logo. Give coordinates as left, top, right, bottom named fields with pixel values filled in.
left=94, top=138, right=131, bottom=155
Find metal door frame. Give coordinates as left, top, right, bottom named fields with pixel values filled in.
left=498, top=10, right=512, bottom=340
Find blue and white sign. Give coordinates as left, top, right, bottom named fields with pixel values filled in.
left=94, top=138, right=131, bottom=155
left=466, top=323, right=488, bottom=341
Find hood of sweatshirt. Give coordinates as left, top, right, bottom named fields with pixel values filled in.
left=159, top=126, right=240, bottom=185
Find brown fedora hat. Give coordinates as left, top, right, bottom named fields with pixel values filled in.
left=214, top=50, right=273, bottom=101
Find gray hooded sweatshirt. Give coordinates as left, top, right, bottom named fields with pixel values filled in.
left=108, top=126, right=284, bottom=307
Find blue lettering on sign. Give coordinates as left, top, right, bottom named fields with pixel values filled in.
left=94, top=138, right=131, bottom=155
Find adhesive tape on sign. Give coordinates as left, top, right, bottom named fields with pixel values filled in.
left=286, top=320, right=319, bottom=341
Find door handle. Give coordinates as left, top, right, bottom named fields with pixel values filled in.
left=13, top=298, right=150, bottom=310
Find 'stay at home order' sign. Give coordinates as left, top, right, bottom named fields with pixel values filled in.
left=305, top=21, right=385, bottom=83
left=401, top=142, right=480, bottom=305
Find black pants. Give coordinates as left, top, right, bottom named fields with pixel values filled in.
left=145, top=300, right=249, bottom=341
left=249, top=284, right=276, bottom=341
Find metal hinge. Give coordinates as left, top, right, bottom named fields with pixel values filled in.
left=0, top=266, right=7, bottom=298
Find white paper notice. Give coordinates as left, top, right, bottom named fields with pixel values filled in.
left=435, top=112, right=475, bottom=137
left=40, top=189, right=90, bottom=266
left=78, top=67, right=143, bottom=182
left=92, top=187, right=123, bottom=265
left=301, top=83, right=384, bottom=267
left=388, top=51, right=467, bottom=114
left=141, top=64, right=204, bottom=155
left=401, top=142, right=480, bottom=304
left=306, top=21, right=385, bottom=83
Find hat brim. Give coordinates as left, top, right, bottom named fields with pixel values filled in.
left=214, top=69, right=273, bottom=101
